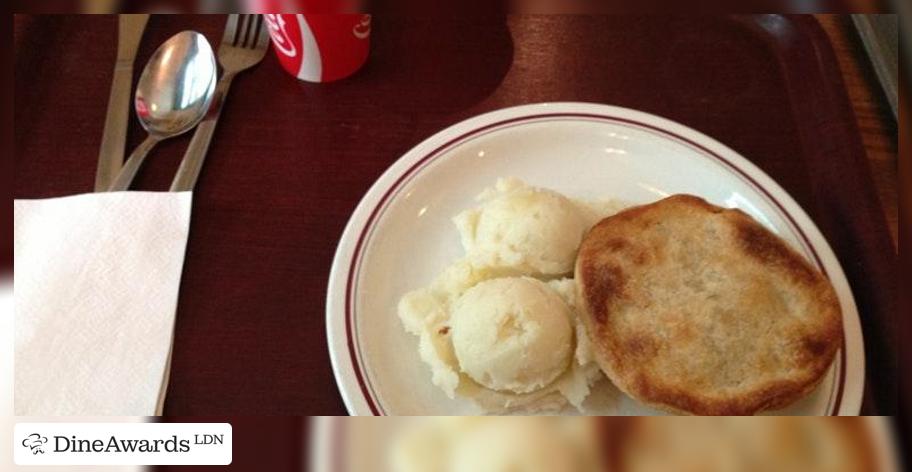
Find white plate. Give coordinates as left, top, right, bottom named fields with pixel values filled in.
left=310, top=417, right=899, bottom=472
left=327, top=102, right=864, bottom=416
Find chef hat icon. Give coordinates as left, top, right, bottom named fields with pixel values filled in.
left=22, top=434, right=48, bottom=454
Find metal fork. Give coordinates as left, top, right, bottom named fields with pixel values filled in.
left=169, top=14, right=270, bottom=192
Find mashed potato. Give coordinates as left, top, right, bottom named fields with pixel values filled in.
left=397, top=178, right=628, bottom=413
left=398, top=264, right=601, bottom=413
left=451, top=277, right=573, bottom=394
left=454, top=178, right=589, bottom=275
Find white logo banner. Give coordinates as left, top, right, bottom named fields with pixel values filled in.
left=14, top=423, right=231, bottom=465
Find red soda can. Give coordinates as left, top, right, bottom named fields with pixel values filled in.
left=263, top=13, right=371, bottom=82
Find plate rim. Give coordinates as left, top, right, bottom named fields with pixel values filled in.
left=326, top=102, right=865, bottom=416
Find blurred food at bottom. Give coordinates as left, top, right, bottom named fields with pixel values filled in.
left=389, top=417, right=887, bottom=472
left=604, top=417, right=880, bottom=472
left=391, top=417, right=603, bottom=472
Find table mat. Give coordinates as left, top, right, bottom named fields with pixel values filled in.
left=13, top=14, right=896, bottom=415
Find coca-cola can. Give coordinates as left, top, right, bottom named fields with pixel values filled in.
left=263, top=13, right=371, bottom=83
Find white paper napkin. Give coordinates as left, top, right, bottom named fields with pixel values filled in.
left=14, top=192, right=192, bottom=416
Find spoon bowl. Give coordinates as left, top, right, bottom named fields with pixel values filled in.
left=109, top=30, right=217, bottom=191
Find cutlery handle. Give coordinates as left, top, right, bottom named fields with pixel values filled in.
left=108, top=135, right=160, bottom=192
left=93, top=61, right=136, bottom=192
left=169, top=73, right=235, bottom=192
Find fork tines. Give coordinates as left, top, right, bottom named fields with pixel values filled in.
left=227, top=14, right=265, bottom=49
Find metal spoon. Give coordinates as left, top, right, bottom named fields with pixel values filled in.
left=108, top=30, right=217, bottom=192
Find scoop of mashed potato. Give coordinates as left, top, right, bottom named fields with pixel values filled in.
left=398, top=266, right=601, bottom=412
left=454, top=178, right=589, bottom=275
left=451, top=277, right=573, bottom=394
left=398, top=260, right=518, bottom=397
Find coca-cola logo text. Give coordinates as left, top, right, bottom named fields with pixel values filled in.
left=264, top=14, right=297, bottom=57
left=353, top=15, right=371, bottom=39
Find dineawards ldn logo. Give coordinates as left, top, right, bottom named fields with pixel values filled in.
left=14, top=423, right=232, bottom=466
left=21, top=433, right=48, bottom=454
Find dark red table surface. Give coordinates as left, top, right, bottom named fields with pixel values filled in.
left=155, top=417, right=306, bottom=472
left=14, top=14, right=896, bottom=415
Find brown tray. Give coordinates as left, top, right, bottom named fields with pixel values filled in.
left=13, top=14, right=896, bottom=415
